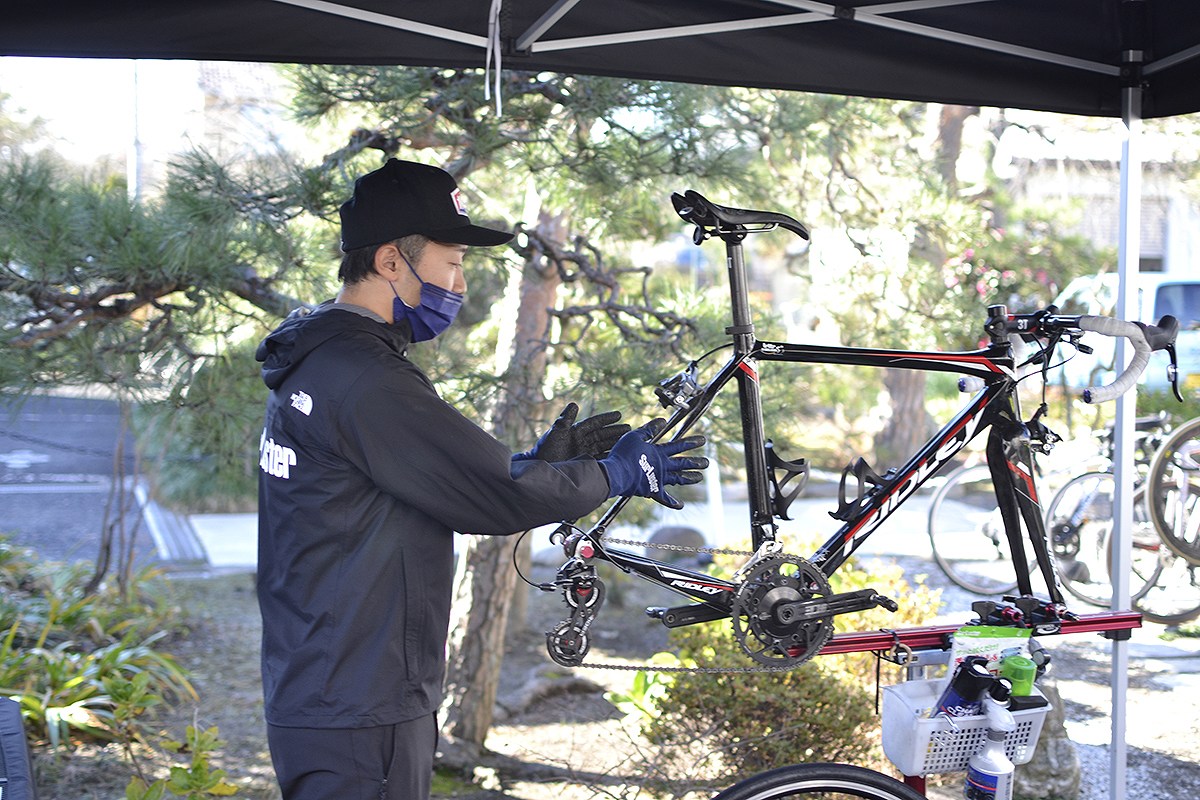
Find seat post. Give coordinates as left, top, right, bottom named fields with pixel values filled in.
left=724, top=233, right=775, bottom=547
left=723, top=232, right=755, bottom=352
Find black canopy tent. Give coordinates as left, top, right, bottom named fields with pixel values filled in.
left=3, top=2, right=1194, bottom=797
left=3, top=0, right=1200, bottom=118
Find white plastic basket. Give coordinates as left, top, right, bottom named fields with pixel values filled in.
left=881, top=678, right=1051, bottom=776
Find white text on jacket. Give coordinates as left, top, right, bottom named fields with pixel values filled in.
left=260, top=430, right=297, bottom=479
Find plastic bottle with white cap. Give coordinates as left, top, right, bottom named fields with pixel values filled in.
left=963, top=678, right=1016, bottom=800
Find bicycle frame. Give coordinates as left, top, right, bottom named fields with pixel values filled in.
left=559, top=229, right=1067, bottom=631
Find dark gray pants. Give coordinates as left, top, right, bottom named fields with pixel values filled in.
left=267, top=713, right=437, bottom=800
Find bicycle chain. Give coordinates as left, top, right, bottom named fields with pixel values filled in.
left=562, top=534, right=808, bottom=674
left=598, top=535, right=755, bottom=558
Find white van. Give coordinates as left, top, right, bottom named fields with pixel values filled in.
left=1050, top=272, right=1198, bottom=394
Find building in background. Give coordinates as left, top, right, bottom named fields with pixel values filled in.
left=0, top=58, right=307, bottom=199
left=994, top=110, right=1200, bottom=277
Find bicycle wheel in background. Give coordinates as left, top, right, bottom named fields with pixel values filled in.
left=1147, top=416, right=1200, bottom=566
left=1045, top=471, right=1160, bottom=608
left=928, top=465, right=1031, bottom=596
left=1046, top=470, right=1200, bottom=624
left=1132, top=549, right=1200, bottom=624
left=713, top=763, right=926, bottom=800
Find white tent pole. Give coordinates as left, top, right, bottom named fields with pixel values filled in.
left=1109, top=46, right=1143, bottom=800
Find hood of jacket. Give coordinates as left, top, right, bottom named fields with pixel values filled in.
left=256, top=303, right=412, bottom=390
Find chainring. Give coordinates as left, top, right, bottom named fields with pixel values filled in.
left=730, top=555, right=833, bottom=667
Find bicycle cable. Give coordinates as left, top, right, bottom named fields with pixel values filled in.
left=511, top=527, right=564, bottom=592
left=695, top=342, right=734, bottom=364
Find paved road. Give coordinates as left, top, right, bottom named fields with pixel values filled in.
left=0, top=393, right=165, bottom=567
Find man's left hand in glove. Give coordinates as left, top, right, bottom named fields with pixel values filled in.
left=514, top=402, right=631, bottom=463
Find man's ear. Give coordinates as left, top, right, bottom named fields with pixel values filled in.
left=373, top=243, right=402, bottom=281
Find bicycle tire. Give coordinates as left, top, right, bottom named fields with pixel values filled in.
left=1146, top=416, right=1200, bottom=566
left=1131, top=549, right=1200, bottom=624
left=1045, top=471, right=1160, bottom=608
left=713, top=763, right=926, bottom=800
left=927, top=464, right=1030, bottom=596
left=1046, top=470, right=1200, bottom=624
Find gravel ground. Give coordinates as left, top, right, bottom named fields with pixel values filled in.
left=12, top=522, right=1200, bottom=800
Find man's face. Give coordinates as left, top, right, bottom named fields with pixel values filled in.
left=397, top=241, right=469, bottom=306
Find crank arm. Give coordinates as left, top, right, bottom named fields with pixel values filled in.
left=775, top=589, right=897, bottom=625
left=647, top=603, right=730, bottom=628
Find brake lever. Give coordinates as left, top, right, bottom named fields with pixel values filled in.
left=1167, top=342, right=1184, bottom=402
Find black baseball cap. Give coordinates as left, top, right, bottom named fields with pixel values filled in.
left=338, top=159, right=513, bottom=251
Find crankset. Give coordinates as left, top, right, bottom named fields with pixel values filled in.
left=731, top=555, right=898, bottom=668
left=731, top=556, right=833, bottom=667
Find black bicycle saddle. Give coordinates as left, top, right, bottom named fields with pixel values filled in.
left=671, top=189, right=809, bottom=240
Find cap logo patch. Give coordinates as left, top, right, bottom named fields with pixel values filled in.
left=450, top=188, right=468, bottom=217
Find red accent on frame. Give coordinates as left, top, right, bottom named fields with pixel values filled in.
left=1008, top=460, right=1038, bottom=502
left=882, top=351, right=1005, bottom=373
left=839, top=407, right=983, bottom=547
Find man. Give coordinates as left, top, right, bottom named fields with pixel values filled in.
left=255, top=158, right=707, bottom=800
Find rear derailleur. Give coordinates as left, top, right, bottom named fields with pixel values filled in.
left=545, top=560, right=606, bottom=667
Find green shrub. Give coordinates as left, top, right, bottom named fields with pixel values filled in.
left=621, top=557, right=941, bottom=787
left=1138, top=388, right=1200, bottom=422
left=0, top=544, right=178, bottom=652
left=0, top=538, right=192, bottom=748
left=125, top=725, right=240, bottom=799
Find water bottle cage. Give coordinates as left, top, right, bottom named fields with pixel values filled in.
left=766, top=440, right=810, bottom=520
left=829, top=457, right=891, bottom=522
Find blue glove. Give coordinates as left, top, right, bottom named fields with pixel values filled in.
left=515, top=403, right=631, bottom=463
left=599, top=419, right=708, bottom=509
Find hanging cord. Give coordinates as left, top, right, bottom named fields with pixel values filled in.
left=872, top=629, right=914, bottom=714
left=485, top=0, right=504, bottom=115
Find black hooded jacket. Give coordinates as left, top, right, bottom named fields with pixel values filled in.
left=255, top=303, right=609, bottom=728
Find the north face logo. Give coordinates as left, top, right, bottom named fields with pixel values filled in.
left=290, top=391, right=313, bottom=416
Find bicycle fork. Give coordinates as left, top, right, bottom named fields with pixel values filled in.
left=987, top=416, right=1068, bottom=613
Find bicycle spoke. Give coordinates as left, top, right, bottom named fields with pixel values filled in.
left=1148, top=417, right=1200, bottom=566
left=1045, top=471, right=1161, bottom=608
left=1132, top=551, right=1200, bottom=625
left=929, top=465, right=1028, bottom=595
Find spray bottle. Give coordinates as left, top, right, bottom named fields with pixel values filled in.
left=935, top=655, right=992, bottom=717
left=964, top=678, right=1016, bottom=800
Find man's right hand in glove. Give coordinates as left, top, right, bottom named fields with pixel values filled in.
left=599, top=418, right=708, bottom=510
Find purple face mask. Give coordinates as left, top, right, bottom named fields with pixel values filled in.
left=391, top=254, right=464, bottom=342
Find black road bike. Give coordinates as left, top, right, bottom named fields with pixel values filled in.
left=532, top=191, right=1178, bottom=800
left=539, top=190, right=1180, bottom=676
